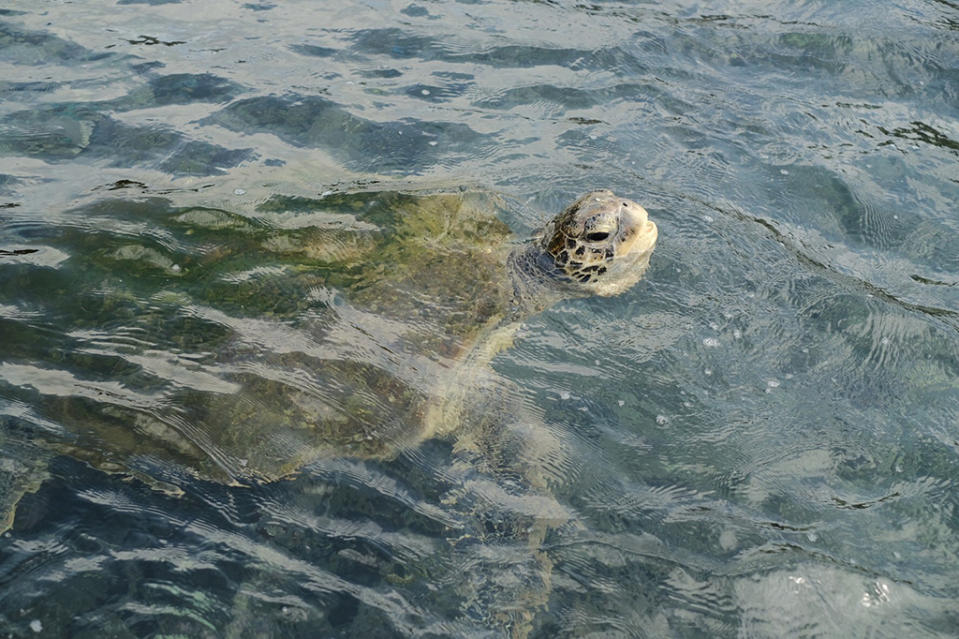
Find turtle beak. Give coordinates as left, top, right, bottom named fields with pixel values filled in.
left=617, top=202, right=657, bottom=257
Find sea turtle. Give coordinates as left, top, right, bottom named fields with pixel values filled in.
left=14, top=187, right=656, bottom=484
left=0, top=185, right=656, bottom=635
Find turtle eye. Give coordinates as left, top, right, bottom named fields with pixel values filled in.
left=586, top=231, right=609, bottom=242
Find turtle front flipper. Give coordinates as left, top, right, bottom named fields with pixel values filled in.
left=434, top=370, right=579, bottom=638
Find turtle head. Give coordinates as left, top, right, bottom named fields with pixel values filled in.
left=539, top=190, right=658, bottom=296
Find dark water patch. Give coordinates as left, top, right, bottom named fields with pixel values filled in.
left=85, top=118, right=251, bottom=174
left=118, top=73, right=246, bottom=109
left=349, top=27, right=646, bottom=74
left=358, top=68, right=403, bottom=79
left=476, top=81, right=688, bottom=118
left=649, top=18, right=959, bottom=113
left=1, top=91, right=257, bottom=167
left=0, top=455, right=468, bottom=637
left=448, top=44, right=648, bottom=73
left=400, top=4, right=431, bottom=18
left=131, top=60, right=166, bottom=74
left=476, top=85, right=601, bottom=111
left=762, top=164, right=910, bottom=251
left=160, top=140, right=256, bottom=177
left=0, top=101, right=126, bottom=160
left=349, top=28, right=449, bottom=61
left=290, top=44, right=338, bottom=58
left=0, top=109, right=254, bottom=175
left=0, top=21, right=112, bottom=65
left=204, top=95, right=489, bottom=173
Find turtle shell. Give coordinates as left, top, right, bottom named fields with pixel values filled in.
left=11, top=189, right=519, bottom=484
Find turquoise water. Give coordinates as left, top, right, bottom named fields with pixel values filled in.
left=2, top=0, right=959, bottom=636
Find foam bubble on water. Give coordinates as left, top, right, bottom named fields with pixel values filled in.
left=233, top=188, right=246, bottom=195
left=559, top=391, right=570, bottom=400
left=767, top=379, right=780, bottom=388
left=30, top=620, right=42, bottom=633
left=656, top=414, right=668, bottom=425
left=733, top=329, right=742, bottom=339
left=703, top=337, right=720, bottom=347
left=806, top=531, right=817, bottom=542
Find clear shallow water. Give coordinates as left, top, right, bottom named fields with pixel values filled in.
left=2, top=0, right=959, bottom=636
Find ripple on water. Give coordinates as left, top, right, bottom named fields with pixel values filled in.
left=1, top=0, right=959, bottom=635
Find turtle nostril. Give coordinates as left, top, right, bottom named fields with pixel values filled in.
left=586, top=232, right=609, bottom=242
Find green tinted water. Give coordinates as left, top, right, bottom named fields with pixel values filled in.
left=2, top=1, right=959, bottom=636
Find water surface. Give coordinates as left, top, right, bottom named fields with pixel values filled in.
left=1, top=0, right=959, bottom=636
